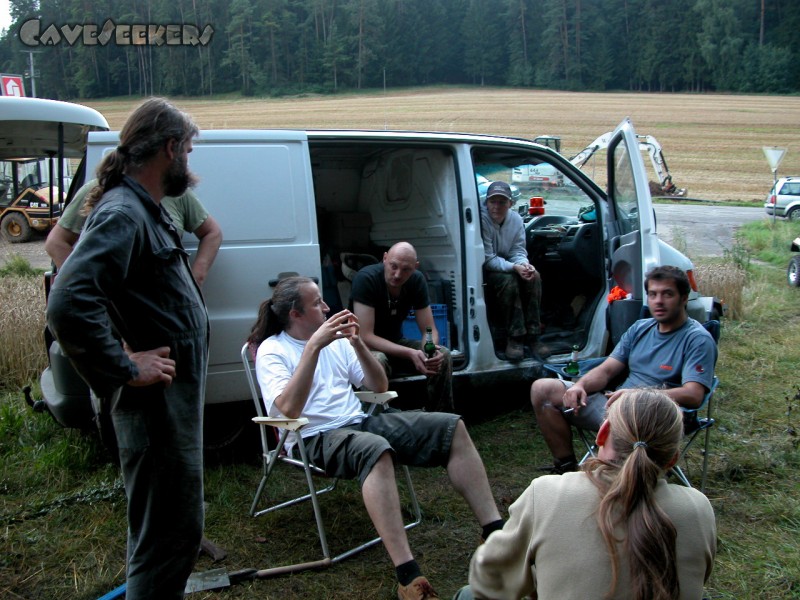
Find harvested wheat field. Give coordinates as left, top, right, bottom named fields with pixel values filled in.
left=87, top=87, right=800, bottom=203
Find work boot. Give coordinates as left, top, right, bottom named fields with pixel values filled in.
left=397, top=576, right=440, bottom=600
left=505, top=338, right=524, bottom=361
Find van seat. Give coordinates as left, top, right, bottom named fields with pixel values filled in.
left=338, top=252, right=379, bottom=308
left=340, top=252, right=378, bottom=282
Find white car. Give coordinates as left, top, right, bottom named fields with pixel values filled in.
left=764, top=176, right=800, bottom=220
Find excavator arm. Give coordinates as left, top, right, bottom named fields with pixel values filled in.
left=637, top=135, right=686, bottom=197
left=569, top=131, right=613, bottom=169
left=568, top=132, right=686, bottom=197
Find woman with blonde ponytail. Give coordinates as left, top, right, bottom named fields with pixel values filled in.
left=457, top=389, right=716, bottom=600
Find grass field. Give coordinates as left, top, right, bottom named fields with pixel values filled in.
left=2, top=245, right=799, bottom=599
left=85, top=87, right=800, bottom=203
left=1, top=89, right=799, bottom=599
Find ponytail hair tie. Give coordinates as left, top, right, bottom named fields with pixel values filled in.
left=632, top=441, right=648, bottom=449
left=117, top=145, right=129, bottom=156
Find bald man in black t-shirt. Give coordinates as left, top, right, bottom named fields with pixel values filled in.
left=350, top=242, right=453, bottom=412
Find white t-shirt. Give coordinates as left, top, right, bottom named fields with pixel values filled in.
left=256, top=331, right=366, bottom=452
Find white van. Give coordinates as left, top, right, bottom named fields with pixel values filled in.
left=42, top=118, right=720, bottom=442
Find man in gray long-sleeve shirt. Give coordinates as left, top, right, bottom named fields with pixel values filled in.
left=47, top=98, right=207, bottom=600
left=481, top=180, right=542, bottom=361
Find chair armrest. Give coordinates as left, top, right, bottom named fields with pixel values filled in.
left=542, top=357, right=606, bottom=380
left=252, top=416, right=309, bottom=431
left=354, top=391, right=399, bottom=406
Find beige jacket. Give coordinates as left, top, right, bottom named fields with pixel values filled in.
left=469, top=471, right=716, bottom=600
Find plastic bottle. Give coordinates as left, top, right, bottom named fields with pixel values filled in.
left=424, top=327, right=437, bottom=358
left=564, top=345, right=580, bottom=377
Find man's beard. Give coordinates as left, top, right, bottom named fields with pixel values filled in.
left=163, top=155, right=199, bottom=197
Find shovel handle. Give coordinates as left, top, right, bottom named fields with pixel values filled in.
left=255, top=558, right=333, bottom=578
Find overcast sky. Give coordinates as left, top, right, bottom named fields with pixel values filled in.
left=1, top=0, right=10, bottom=33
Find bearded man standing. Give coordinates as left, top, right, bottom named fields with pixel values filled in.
left=47, top=98, right=208, bottom=599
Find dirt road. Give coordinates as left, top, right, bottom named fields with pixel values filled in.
left=0, top=205, right=768, bottom=271
left=655, top=204, right=765, bottom=258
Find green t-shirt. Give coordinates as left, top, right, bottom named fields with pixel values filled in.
left=59, top=179, right=208, bottom=237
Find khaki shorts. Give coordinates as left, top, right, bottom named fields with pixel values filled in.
left=560, top=381, right=609, bottom=432
left=302, top=409, right=460, bottom=486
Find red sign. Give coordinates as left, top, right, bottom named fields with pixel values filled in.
left=1, top=74, right=26, bottom=97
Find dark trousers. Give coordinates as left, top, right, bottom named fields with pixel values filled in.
left=485, top=270, right=542, bottom=339
left=111, top=338, right=206, bottom=600
left=372, top=339, right=454, bottom=412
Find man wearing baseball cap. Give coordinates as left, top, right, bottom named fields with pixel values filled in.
left=481, top=180, right=542, bottom=360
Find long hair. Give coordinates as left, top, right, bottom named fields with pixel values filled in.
left=83, top=97, right=199, bottom=214
left=247, top=276, right=314, bottom=348
left=584, top=389, right=684, bottom=600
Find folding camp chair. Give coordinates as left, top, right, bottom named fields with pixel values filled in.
left=541, top=320, right=720, bottom=492
left=670, top=375, right=718, bottom=490
left=240, top=343, right=422, bottom=577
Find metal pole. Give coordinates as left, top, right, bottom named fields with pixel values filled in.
left=383, top=68, right=387, bottom=131
left=47, top=152, right=54, bottom=222
left=772, top=168, right=777, bottom=225
left=27, top=51, right=36, bottom=97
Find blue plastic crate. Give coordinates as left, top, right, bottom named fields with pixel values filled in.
left=401, top=304, right=448, bottom=348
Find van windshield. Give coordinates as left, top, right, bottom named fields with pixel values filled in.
left=473, top=152, right=594, bottom=222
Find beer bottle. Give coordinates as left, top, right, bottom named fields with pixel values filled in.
left=564, top=345, right=580, bottom=377
left=424, top=327, right=437, bottom=358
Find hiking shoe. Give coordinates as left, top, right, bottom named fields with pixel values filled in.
left=505, top=338, right=524, bottom=361
left=397, top=576, right=440, bottom=600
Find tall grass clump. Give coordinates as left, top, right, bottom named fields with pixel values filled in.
left=0, top=253, right=43, bottom=278
left=0, top=273, right=47, bottom=389
left=694, top=259, right=748, bottom=320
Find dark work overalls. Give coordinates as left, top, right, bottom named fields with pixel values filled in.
left=47, top=176, right=209, bottom=599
